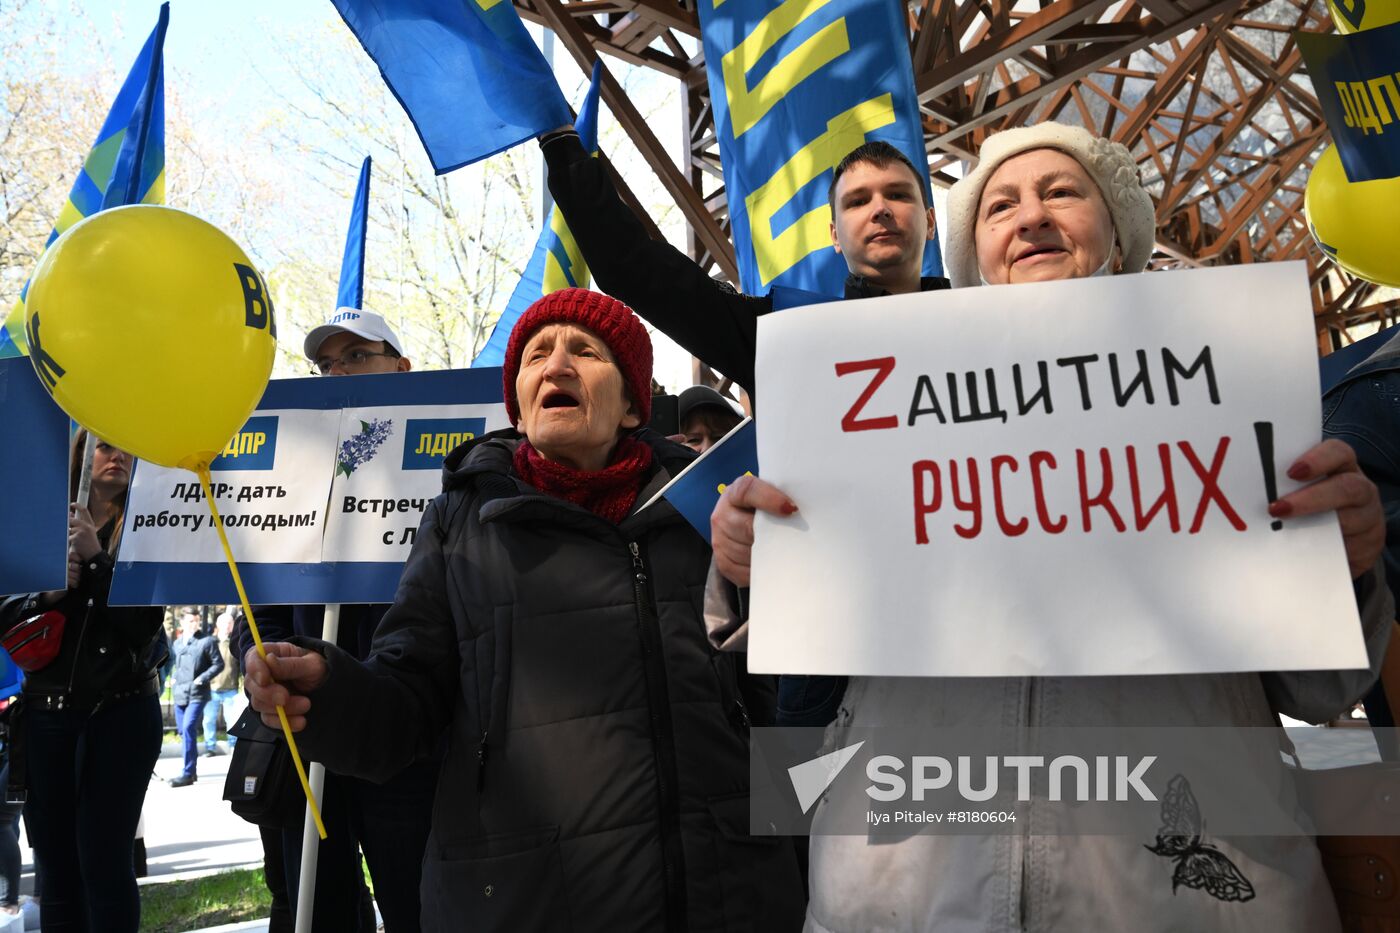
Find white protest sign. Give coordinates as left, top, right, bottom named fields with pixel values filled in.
left=111, top=369, right=510, bottom=605
left=117, top=409, right=340, bottom=564
left=749, top=263, right=1368, bottom=677
left=324, top=402, right=506, bottom=562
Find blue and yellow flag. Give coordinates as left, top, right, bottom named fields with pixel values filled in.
left=473, top=61, right=602, bottom=368
left=337, top=157, right=373, bottom=310
left=331, top=0, right=574, bottom=174
left=1297, top=19, right=1400, bottom=183
left=0, top=3, right=168, bottom=358
left=697, top=0, right=941, bottom=297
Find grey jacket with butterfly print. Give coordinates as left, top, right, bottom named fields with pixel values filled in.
left=707, top=561, right=1393, bottom=932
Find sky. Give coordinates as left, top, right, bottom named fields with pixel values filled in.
left=45, top=0, right=705, bottom=390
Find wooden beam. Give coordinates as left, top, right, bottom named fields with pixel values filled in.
left=532, top=0, right=740, bottom=282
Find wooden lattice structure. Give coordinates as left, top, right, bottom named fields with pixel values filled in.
left=515, top=0, right=1390, bottom=386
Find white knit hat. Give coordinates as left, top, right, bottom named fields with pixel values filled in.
left=944, top=122, right=1156, bottom=288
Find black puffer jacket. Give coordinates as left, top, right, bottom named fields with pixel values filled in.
left=0, top=519, right=163, bottom=704
left=296, top=429, right=803, bottom=932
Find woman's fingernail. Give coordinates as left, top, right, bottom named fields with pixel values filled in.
left=781, top=502, right=798, bottom=515
left=1269, top=500, right=1293, bottom=518
left=1286, top=462, right=1310, bottom=481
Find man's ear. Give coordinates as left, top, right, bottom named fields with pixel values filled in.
left=925, top=206, right=937, bottom=242
left=396, top=357, right=413, bottom=373
left=829, top=220, right=843, bottom=255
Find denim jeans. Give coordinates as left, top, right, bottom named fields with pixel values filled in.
left=174, top=697, right=208, bottom=779
left=24, top=694, right=162, bottom=932
left=203, top=689, right=239, bottom=749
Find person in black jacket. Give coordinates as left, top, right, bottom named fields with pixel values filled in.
left=541, top=129, right=950, bottom=730
left=168, top=614, right=223, bottom=787
left=245, top=289, right=804, bottom=932
left=0, top=429, right=164, bottom=932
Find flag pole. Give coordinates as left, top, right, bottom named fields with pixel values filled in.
left=294, top=603, right=341, bottom=933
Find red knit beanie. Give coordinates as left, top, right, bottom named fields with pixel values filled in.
left=502, top=288, right=653, bottom=427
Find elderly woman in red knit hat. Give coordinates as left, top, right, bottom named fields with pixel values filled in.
left=245, top=288, right=803, bottom=933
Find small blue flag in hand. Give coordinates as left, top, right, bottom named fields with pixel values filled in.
left=330, top=0, right=574, bottom=174
left=646, top=418, right=757, bottom=542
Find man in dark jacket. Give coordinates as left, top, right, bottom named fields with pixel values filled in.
left=169, top=614, right=223, bottom=787
left=540, top=128, right=949, bottom=397
left=231, top=307, right=433, bottom=933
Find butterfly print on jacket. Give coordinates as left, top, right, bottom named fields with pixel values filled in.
left=1144, top=773, right=1256, bottom=903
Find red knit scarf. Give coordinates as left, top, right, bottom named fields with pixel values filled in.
left=513, top=437, right=654, bottom=524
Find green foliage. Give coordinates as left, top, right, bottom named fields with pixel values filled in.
left=140, top=867, right=272, bottom=933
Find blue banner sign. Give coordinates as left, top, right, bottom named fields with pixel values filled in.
left=110, top=367, right=508, bottom=606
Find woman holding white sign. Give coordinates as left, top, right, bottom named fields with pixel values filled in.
left=244, top=289, right=804, bottom=932
left=711, top=123, right=1392, bottom=931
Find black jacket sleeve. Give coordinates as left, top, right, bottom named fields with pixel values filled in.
left=542, top=130, right=768, bottom=395
left=234, top=605, right=294, bottom=670
left=293, top=498, right=461, bottom=783
left=195, top=637, right=224, bottom=688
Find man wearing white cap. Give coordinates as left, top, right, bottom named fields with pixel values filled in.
left=234, top=306, right=429, bottom=931
left=304, top=307, right=412, bottom=376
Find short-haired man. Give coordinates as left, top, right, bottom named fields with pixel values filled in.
left=235, top=307, right=432, bottom=932
left=540, top=130, right=947, bottom=397
left=303, top=307, right=412, bottom=376
left=169, top=615, right=223, bottom=787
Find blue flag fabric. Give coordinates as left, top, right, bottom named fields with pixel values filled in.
left=1298, top=20, right=1400, bottom=183
left=0, top=358, right=70, bottom=596
left=657, top=418, right=757, bottom=543
left=473, top=61, right=603, bottom=367
left=330, top=0, right=574, bottom=174
left=0, top=2, right=168, bottom=358
left=337, top=157, right=373, bottom=310
left=697, top=0, right=941, bottom=298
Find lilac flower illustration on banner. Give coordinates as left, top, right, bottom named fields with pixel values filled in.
left=337, top=418, right=393, bottom=477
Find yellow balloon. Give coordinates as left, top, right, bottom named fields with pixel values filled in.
left=1306, top=144, right=1400, bottom=287
left=24, top=205, right=276, bottom=470
left=1326, top=0, right=1400, bottom=33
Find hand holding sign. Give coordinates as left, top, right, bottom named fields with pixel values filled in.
left=748, top=265, right=1375, bottom=678
left=713, top=474, right=797, bottom=588
left=1271, top=438, right=1384, bottom=579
